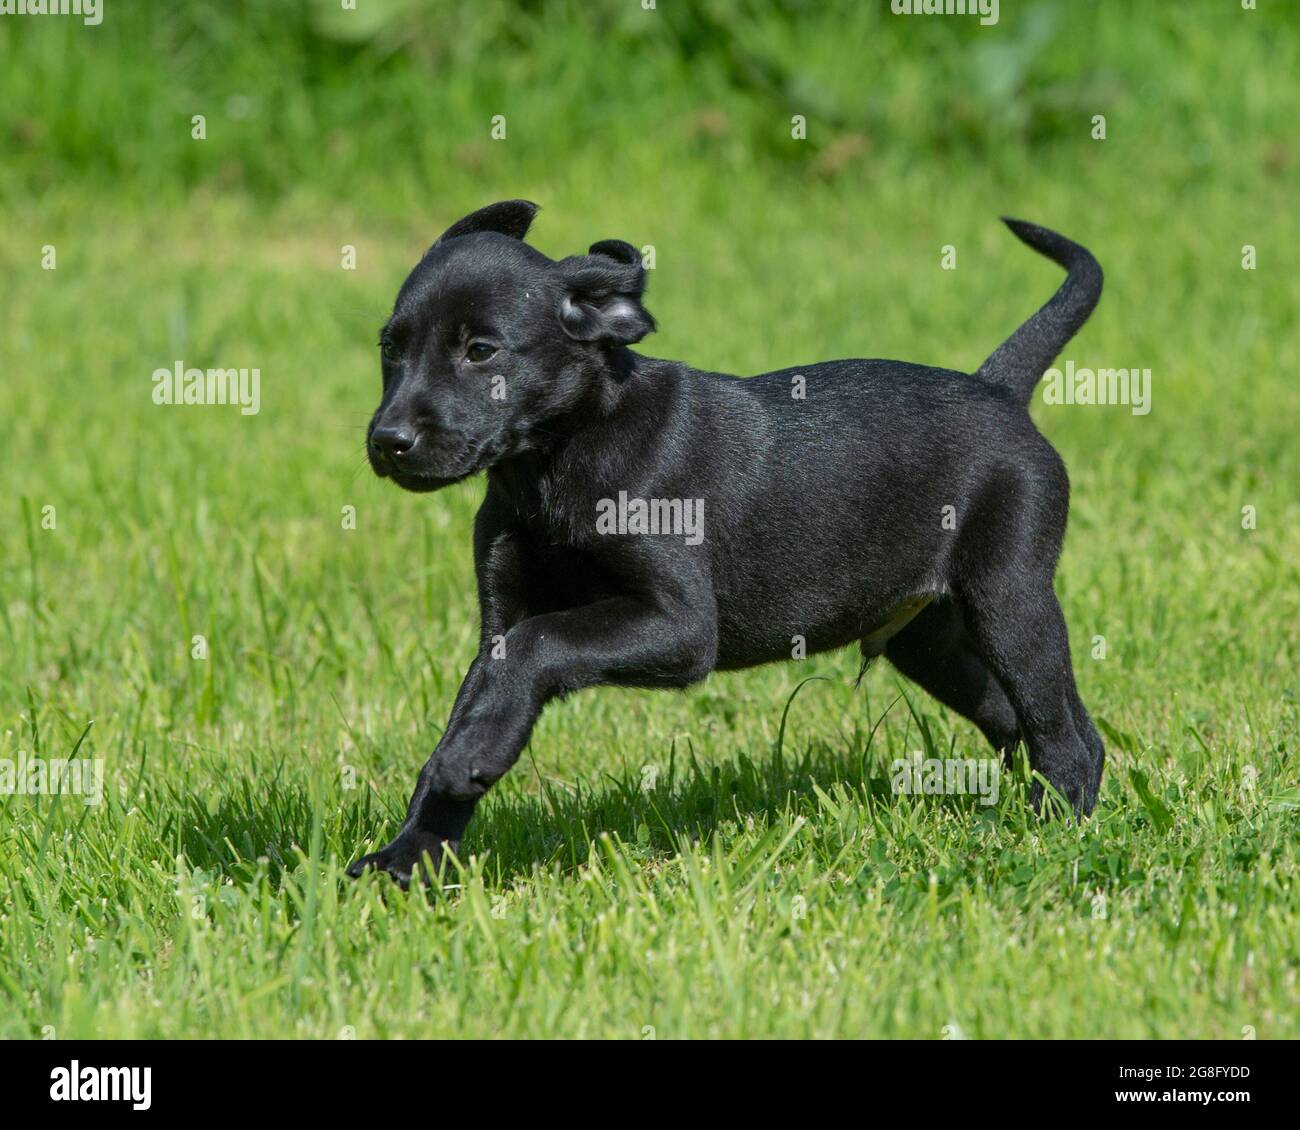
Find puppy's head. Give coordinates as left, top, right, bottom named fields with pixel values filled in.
left=368, top=200, right=654, bottom=491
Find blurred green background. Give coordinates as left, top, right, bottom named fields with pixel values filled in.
left=0, top=1, right=1296, bottom=1039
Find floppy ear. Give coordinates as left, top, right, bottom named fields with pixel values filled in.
left=556, top=240, right=655, bottom=345
left=435, top=200, right=539, bottom=245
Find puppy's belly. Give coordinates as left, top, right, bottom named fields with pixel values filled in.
left=712, top=592, right=934, bottom=670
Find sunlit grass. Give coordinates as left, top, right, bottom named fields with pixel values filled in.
left=0, top=2, right=1296, bottom=1038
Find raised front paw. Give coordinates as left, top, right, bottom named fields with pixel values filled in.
left=346, top=832, right=449, bottom=889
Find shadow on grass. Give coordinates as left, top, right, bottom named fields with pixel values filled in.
left=164, top=776, right=389, bottom=888
left=460, top=737, right=1017, bottom=887
left=165, top=678, right=1025, bottom=890
left=169, top=735, right=1017, bottom=892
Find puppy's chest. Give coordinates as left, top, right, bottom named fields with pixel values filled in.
left=515, top=529, right=623, bottom=613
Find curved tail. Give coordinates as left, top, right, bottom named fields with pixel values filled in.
left=977, top=218, right=1103, bottom=405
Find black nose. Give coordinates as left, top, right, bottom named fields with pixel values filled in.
left=370, top=426, right=418, bottom=459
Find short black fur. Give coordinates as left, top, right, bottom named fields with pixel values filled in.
left=351, top=201, right=1106, bottom=886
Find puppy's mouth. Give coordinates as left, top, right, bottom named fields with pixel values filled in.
left=370, top=434, right=504, bottom=492
left=384, top=467, right=469, bottom=493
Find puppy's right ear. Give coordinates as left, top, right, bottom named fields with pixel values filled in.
left=434, top=200, right=539, bottom=246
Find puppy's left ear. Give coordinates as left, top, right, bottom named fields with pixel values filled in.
left=556, top=240, right=655, bottom=345
left=435, top=200, right=540, bottom=245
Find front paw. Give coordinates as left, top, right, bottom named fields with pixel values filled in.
left=1029, top=773, right=1091, bottom=819
left=346, top=832, right=448, bottom=889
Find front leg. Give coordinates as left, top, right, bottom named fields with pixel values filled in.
left=347, top=594, right=717, bottom=886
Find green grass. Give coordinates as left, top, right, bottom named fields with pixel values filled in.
left=0, top=1, right=1297, bottom=1038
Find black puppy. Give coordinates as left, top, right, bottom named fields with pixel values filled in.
left=348, top=201, right=1105, bottom=886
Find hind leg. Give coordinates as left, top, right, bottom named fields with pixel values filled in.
left=959, top=575, right=1101, bottom=815
left=1072, top=689, right=1106, bottom=805
left=883, top=599, right=1022, bottom=757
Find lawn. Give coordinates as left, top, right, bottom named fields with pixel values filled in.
left=0, top=1, right=1296, bottom=1038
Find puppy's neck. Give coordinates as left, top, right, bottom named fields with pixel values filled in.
left=487, top=347, right=643, bottom=515
left=564, top=344, right=640, bottom=417
left=523, top=345, right=642, bottom=451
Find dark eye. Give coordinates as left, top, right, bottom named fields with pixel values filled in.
left=465, top=342, right=498, bottom=364
left=380, top=340, right=401, bottom=362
